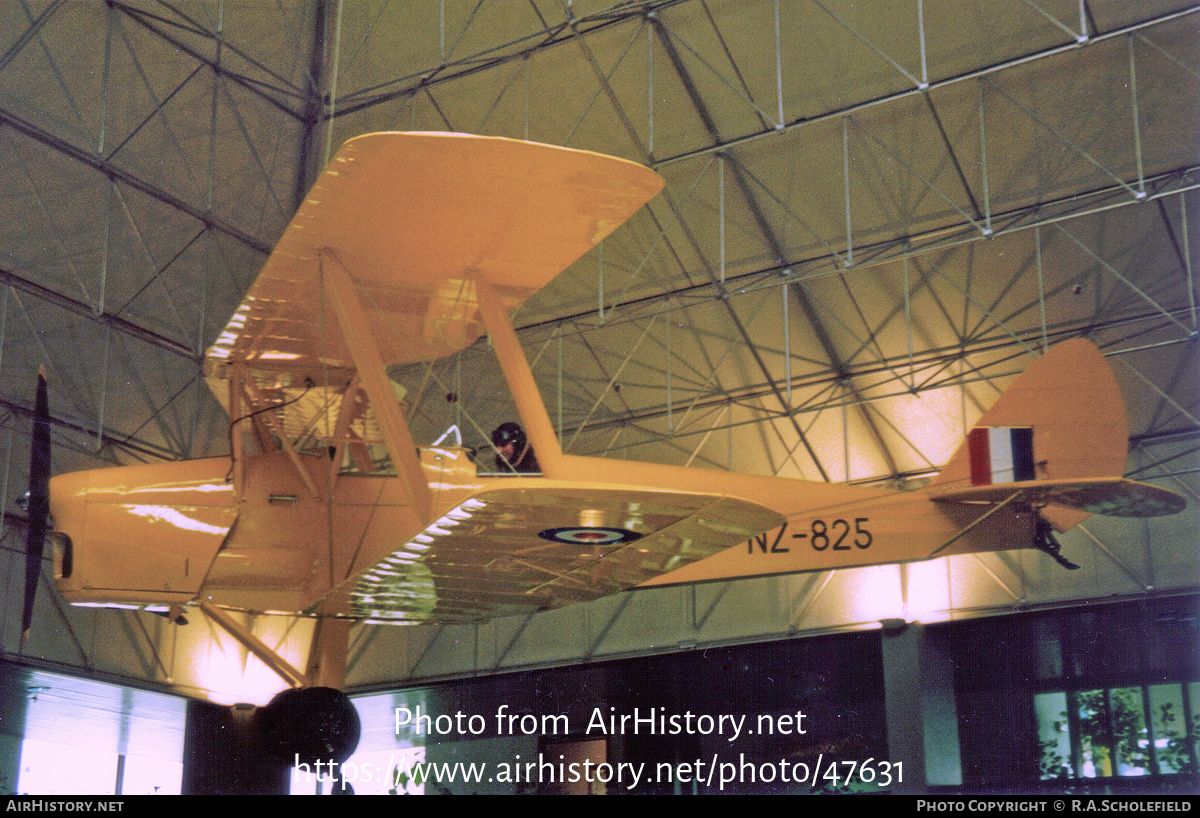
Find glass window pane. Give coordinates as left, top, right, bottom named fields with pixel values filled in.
left=1110, top=687, right=1149, bottom=776
left=1190, top=683, right=1200, bottom=774
left=1077, top=689, right=1113, bottom=778
left=1149, top=684, right=1189, bottom=774
left=18, top=739, right=117, bottom=796
left=120, top=756, right=183, bottom=796
left=15, top=668, right=185, bottom=796
left=1035, top=692, right=1073, bottom=780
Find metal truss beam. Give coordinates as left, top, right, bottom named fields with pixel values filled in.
left=0, top=390, right=186, bottom=465
left=518, top=167, right=1200, bottom=342
left=653, top=5, right=1200, bottom=168
left=332, top=0, right=690, bottom=117
left=651, top=18, right=841, bottom=479
left=111, top=1, right=307, bottom=118
left=296, top=0, right=342, bottom=207
left=559, top=313, right=1197, bottom=453
left=0, top=107, right=273, bottom=256
left=0, top=1, right=65, bottom=76
left=0, top=265, right=198, bottom=361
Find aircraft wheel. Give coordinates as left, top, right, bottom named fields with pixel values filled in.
left=261, top=686, right=362, bottom=767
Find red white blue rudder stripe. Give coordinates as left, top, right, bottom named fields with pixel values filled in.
left=967, top=427, right=1035, bottom=486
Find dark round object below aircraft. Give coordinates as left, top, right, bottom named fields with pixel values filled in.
left=538, top=526, right=642, bottom=545
left=260, top=686, right=362, bottom=767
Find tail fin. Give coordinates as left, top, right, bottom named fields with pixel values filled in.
left=934, top=338, right=1129, bottom=532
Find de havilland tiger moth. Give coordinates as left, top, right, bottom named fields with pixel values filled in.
left=15, top=131, right=1185, bottom=761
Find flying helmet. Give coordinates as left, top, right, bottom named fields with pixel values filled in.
left=491, top=422, right=527, bottom=451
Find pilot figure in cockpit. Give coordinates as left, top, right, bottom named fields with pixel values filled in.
left=491, top=422, right=540, bottom=473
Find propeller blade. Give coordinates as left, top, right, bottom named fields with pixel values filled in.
left=22, top=367, right=50, bottom=645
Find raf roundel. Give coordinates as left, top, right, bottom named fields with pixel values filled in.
left=537, top=527, right=643, bottom=546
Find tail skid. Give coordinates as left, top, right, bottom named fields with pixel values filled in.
left=1034, top=519, right=1079, bottom=570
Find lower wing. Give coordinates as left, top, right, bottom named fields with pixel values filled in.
left=311, top=485, right=784, bottom=623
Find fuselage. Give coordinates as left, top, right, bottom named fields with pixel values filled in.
left=48, top=445, right=1034, bottom=620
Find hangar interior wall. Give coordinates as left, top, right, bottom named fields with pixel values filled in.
left=341, top=592, right=1199, bottom=794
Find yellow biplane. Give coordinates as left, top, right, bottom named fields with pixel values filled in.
left=21, top=132, right=1185, bottom=762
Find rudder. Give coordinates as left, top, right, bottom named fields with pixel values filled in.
left=933, top=338, right=1129, bottom=532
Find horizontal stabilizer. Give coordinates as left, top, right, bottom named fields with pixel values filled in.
left=931, top=477, right=1185, bottom=518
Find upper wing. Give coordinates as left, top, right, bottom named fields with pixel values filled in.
left=203, top=132, right=663, bottom=446
left=930, top=477, right=1186, bottom=517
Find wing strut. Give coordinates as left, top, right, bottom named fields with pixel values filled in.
left=305, top=617, right=353, bottom=689
left=320, top=250, right=432, bottom=522
left=476, top=275, right=564, bottom=478
left=929, top=490, right=1024, bottom=557
left=929, top=488, right=1082, bottom=569
left=240, top=377, right=323, bottom=500
left=200, top=602, right=312, bottom=689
